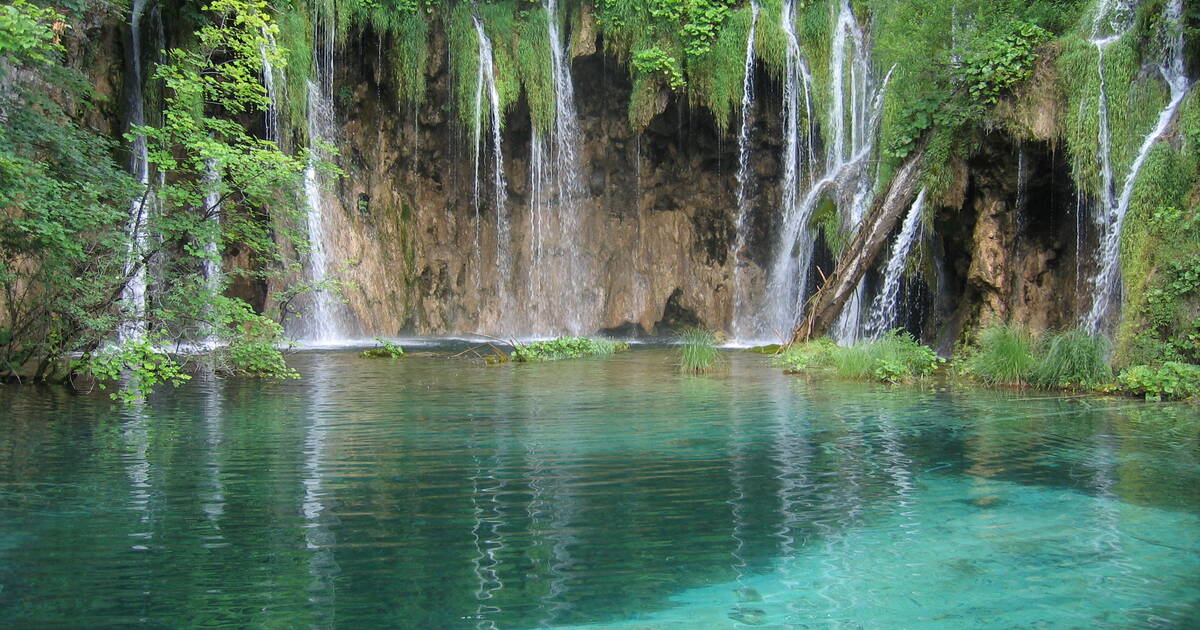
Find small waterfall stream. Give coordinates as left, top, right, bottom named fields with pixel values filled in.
left=865, top=188, right=927, bottom=338
left=1085, top=0, right=1192, bottom=331
left=119, top=0, right=151, bottom=343
left=260, top=27, right=281, bottom=144
left=731, top=0, right=761, bottom=341
left=202, top=160, right=223, bottom=348
left=765, top=0, right=817, bottom=338
left=301, top=5, right=342, bottom=343
left=762, top=0, right=888, bottom=344
left=471, top=14, right=509, bottom=320
left=521, top=0, right=591, bottom=335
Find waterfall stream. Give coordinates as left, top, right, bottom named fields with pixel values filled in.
left=119, top=0, right=151, bottom=343
left=731, top=0, right=761, bottom=341
left=471, top=14, right=509, bottom=321
left=762, top=0, right=888, bottom=345
left=202, top=160, right=222, bottom=348
left=1084, top=0, right=1192, bottom=332
left=301, top=5, right=342, bottom=343
left=865, top=188, right=927, bottom=338
left=765, top=0, right=817, bottom=338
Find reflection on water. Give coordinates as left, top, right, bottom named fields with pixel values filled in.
left=0, top=348, right=1197, bottom=629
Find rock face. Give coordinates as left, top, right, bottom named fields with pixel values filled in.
left=309, top=31, right=788, bottom=339
left=924, top=136, right=1085, bottom=350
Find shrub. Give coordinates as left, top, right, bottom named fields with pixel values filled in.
left=360, top=338, right=405, bottom=359
left=1115, top=362, right=1200, bottom=401
left=965, top=324, right=1036, bottom=385
left=510, top=337, right=628, bottom=362
left=678, top=328, right=720, bottom=373
left=1030, top=328, right=1112, bottom=389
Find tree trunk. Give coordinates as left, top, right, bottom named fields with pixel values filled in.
left=792, top=146, right=927, bottom=343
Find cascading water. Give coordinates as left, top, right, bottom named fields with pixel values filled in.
left=763, top=0, right=888, bottom=344
left=827, top=0, right=885, bottom=345
left=523, top=0, right=591, bottom=335
left=470, top=14, right=510, bottom=323
left=1084, top=0, right=1192, bottom=332
left=301, top=5, right=342, bottom=343
left=201, top=160, right=222, bottom=348
left=260, top=27, right=281, bottom=144
left=865, top=188, right=927, bottom=338
left=730, top=0, right=761, bottom=341
left=764, top=0, right=817, bottom=338
left=119, top=0, right=151, bottom=343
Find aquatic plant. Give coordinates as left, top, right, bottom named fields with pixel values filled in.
left=964, top=324, right=1036, bottom=386
left=510, top=336, right=628, bottom=362
left=1030, top=328, right=1112, bottom=389
left=677, top=327, right=720, bottom=373
left=360, top=338, right=405, bottom=358
left=1115, top=362, right=1200, bottom=401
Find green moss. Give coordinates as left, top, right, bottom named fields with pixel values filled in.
left=688, top=4, right=751, bottom=133
left=516, top=7, right=555, bottom=134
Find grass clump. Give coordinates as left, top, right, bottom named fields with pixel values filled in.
left=773, top=338, right=838, bottom=372
left=963, top=324, right=1036, bottom=386
left=1030, top=328, right=1112, bottom=389
left=1115, top=362, right=1200, bottom=401
left=359, top=338, right=405, bottom=359
left=834, top=331, right=943, bottom=383
left=774, top=332, right=940, bottom=384
left=510, top=337, right=628, bottom=362
left=677, top=328, right=720, bottom=373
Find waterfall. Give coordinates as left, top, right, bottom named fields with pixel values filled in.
left=521, top=0, right=590, bottom=335
left=202, top=160, right=223, bottom=348
left=1084, top=0, right=1192, bottom=332
left=119, top=0, right=151, bottom=343
left=260, top=27, right=281, bottom=144
left=301, top=4, right=343, bottom=343
left=731, top=0, right=761, bottom=341
left=763, top=0, right=888, bottom=343
left=828, top=0, right=885, bottom=345
left=764, top=0, right=817, bottom=337
left=865, top=188, right=927, bottom=338
left=470, top=15, right=509, bottom=319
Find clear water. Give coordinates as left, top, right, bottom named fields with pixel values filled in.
left=1, top=348, right=1197, bottom=629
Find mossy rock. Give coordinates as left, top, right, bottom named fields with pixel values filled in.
left=747, top=344, right=782, bottom=354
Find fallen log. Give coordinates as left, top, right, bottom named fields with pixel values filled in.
left=792, top=145, right=927, bottom=343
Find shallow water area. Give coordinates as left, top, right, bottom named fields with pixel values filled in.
left=0, top=347, right=1197, bottom=629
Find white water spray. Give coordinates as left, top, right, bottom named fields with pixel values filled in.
left=865, top=188, right=927, bottom=338
left=1085, top=0, right=1192, bottom=331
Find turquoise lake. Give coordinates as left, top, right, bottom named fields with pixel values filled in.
left=1, top=346, right=1198, bottom=628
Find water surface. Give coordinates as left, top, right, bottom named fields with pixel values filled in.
left=1, top=347, right=1197, bottom=628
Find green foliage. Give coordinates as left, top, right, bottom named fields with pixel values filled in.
left=632, top=45, right=685, bottom=90
left=1115, top=362, right=1200, bottom=401
left=775, top=332, right=941, bottom=383
left=89, top=336, right=192, bottom=404
left=360, top=337, right=405, bottom=358
left=773, top=337, right=838, bottom=372
left=0, top=0, right=137, bottom=384
left=677, top=327, right=719, bottom=373
left=0, top=0, right=62, bottom=66
left=1030, top=328, right=1112, bottom=389
left=962, top=324, right=1036, bottom=386
left=510, top=336, right=629, bottom=362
